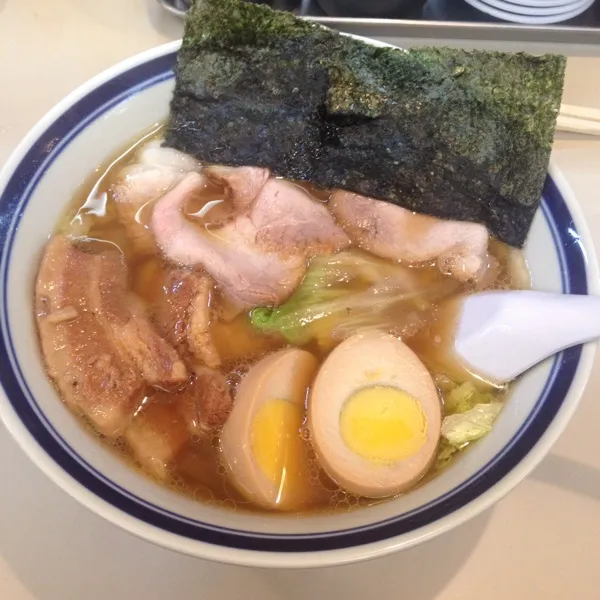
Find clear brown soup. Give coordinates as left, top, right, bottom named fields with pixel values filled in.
left=40, top=124, right=529, bottom=514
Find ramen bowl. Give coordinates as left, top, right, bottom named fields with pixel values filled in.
left=0, top=39, right=597, bottom=569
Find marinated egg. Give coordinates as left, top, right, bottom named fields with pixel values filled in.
left=220, top=348, right=319, bottom=510
left=308, top=331, right=442, bottom=498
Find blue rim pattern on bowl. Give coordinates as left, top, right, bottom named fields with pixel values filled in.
left=0, top=51, right=588, bottom=553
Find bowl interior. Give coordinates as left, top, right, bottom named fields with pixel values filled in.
left=0, top=43, right=594, bottom=564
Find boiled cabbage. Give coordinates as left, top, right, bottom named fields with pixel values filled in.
left=443, top=381, right=496, bottom=415
left=250, top=251, right=457, bottom=349
left=441, top=402, right=503, bottom=446
left=433, top=438, right=460, bottom=472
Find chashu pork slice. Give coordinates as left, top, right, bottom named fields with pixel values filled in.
left=151, top=172, right=349, bottom=308
left=111, top=142, right=201, bottom=256
left=204, top=165, right=270, bottom=212
left=330, top=190, right=489, bottom=282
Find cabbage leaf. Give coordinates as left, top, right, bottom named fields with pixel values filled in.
left=443, top=381, right=496, bottom=415
left=250, top=251, right=458, bottom=349
left=441, top=402, right=503, bottom=446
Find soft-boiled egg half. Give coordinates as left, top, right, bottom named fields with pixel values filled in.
left=220, top=348, right=321, bottom=511
left=309, top=331, right=442, bottom=498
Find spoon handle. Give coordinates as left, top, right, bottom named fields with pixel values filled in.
left=455, top=291, right=600, bottom=383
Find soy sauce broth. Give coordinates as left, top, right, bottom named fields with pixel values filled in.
left=41, top=125, right=530, bottom=514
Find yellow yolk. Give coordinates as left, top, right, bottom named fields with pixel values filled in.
left=340, top=386, right=428, bottom=464
left=250, top=399, right=306, bottom=504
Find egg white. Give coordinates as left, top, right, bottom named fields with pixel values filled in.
left=220, top=347, right=318, bottom=510
left=308, top=330, right=442, bottom=498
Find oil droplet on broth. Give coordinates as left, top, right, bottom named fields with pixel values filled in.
left=300, top=425, right=312, bottom=442
left=335, top=499, right=351, bottom=511
left=220, top=498, right=237, bottom=511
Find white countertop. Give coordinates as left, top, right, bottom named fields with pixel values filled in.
left=2, top=1, right=600, bottom=598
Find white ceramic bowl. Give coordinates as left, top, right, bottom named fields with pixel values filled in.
left=497, top=0, right=588, bottom=6
left=464, top=0, right=594, bottom=23
left=0, top=39, right=597, bottom=569
left=480, top=0, right=590, bottom=16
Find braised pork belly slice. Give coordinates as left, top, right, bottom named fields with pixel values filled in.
left=125, top=368, right=233, bottom=479
left=125, top=396, right=190, bottom=480
left=178, top=366, right=233, bottom=436
left=83, top=243, right=187, bottom=387
left=35, top=236, right=187, bottom=436
left=153, top=268, right=221, bottom=369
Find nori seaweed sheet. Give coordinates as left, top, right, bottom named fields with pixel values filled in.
left=165, top=0, right=566, bottom=247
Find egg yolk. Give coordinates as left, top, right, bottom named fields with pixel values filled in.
left=250, top=399, right=307, bottom=504
left=340, top=386, right=428, bottom=464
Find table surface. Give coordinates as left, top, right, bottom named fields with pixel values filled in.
left=2, top=1, right=600, bottom=599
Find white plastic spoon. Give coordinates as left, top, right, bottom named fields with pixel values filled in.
left=450, top=290, right=599, bottom=384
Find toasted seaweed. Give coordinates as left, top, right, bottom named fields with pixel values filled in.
left=165, top=0, right=566, bottom=247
